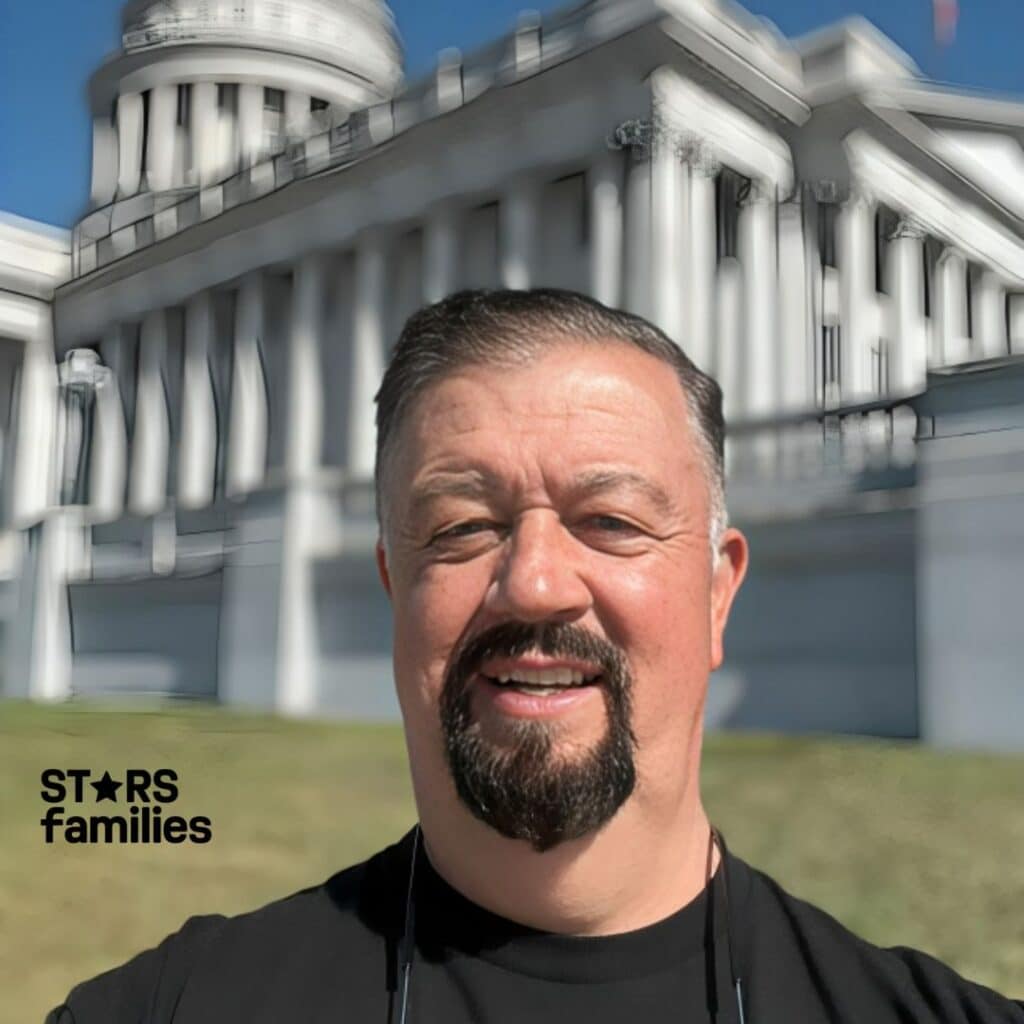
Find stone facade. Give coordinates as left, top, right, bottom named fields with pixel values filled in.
left=3, top=0, right=1024, bottom=750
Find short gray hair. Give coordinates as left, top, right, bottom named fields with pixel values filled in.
left=374, top=289, right=728, bottom=551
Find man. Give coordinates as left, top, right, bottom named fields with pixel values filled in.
left=49, top=289, right=1022, bottom=1022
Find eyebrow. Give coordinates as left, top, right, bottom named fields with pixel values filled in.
left=568, top=469, right=679, bottom=518
left=406, top=471, right=493, bottom=520
left=405, top=468, right=678, bottom=520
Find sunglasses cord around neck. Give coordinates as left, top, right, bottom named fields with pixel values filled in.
left=394, top=823, right=748, bottom=1024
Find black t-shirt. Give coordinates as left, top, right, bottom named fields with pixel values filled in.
left=48, top=828, right=1024, bottom=1023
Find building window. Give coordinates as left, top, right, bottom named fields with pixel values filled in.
left=176, top=83, right=191, bottom=127
left=463, top=201, right=500, bottom=288
left=821, top=324, right=842, bottom=405
left=871, top=338, right=890, bottom=395
left=874, top=210, right=885, bottom=293
left=716, top=169, right=747, bottom=262
left=549, top=171, right=587, bottom=246
left=217, top=83, right=238, bottom=112
left=263, top=88, right=284, bottom=152
left=309, top=96, right=331, bottom=132
left=140, top=90, right=151, bottom=178
left=923, top=238, right=940, bottom=319
left=922, top=246, right=930, bottom=317
left=818, top=201, right=838, bottom=269
left=874, top=207, right=899, bottom=294
left=965, top=263, right=974, bottom=339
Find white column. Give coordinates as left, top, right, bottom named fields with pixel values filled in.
left=738, top=182, right=778, bottom=420
left=423, top=205, right=459, bottom=303
left=588, top=150, right=623, bottom=308
left=936, top=248, right=969, bottom=365
left=685, top=154, right=717, bottom=374
left=178, top=292, right=218, bottom=508
left=973, top=270, right=1007, bottom=359
left=192, top=82, right=220, bottom=187
left=238, top=83, right=265, bottom=169
left=90, top=115, right=118, bottom=206
left=889, top=219, right=928, bottom=394
left=623, top=151, right=652, bottom=319
left=500, top=179, right=539, bottom=290
left=276, top=477, right=319, bottom=716
left=650, top=135, right=687, bottom=343
left=838, top=193, right=876, bottom=402
left=116, top=92, right=144, bottom=197
left=4, top=512, right=73, bottom=701
left=1008, top=293, right=1024, bottom=354
left=287, top=256, right=326, bottom=479
left=777, top=192, right=812, bottom=412
left=129, top=311, right=170, bottom=515
left=91, top=326, right=128, bottom=522
left=276, top=253, right=327, bottom=717
left=349, top=233, right=387, bottom=478
left=227, top=274, right=268, bottom=496
left=285, top=90, right=311, bottom=141
left=3, top=315, right=68, bottom=700
left=11, top=333, right=57, bottom=529
left=145, top=84, right=177, bottom=193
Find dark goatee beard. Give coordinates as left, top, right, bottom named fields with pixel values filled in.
left=439, top=622, right=637, bottom=853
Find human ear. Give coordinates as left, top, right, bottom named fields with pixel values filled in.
left=709, top=527, right=748, bottom=671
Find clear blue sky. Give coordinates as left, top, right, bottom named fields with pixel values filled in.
left=0, top=0, right=1019, bottom=228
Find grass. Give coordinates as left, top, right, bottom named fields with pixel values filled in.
left=1, top=701, right=1022, bottom=1023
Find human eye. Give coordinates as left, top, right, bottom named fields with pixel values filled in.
left=427, top=520, right=503, bottom=549
left=587, top=514, right=639, bottom=534
left=572, top=514, right=648, bottom=549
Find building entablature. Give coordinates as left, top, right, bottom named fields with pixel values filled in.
left=844, top=129, right=1024, bottom=285
left=863, top=83, right=1024, bottom=228
left=69, top=1, right=815, bottom=290
left=118, top=0, right=401, bottom=95
left=58, top=0, right=1024, bottom=392
left=0, top=214, right=72, bottom=305
left=650, top=65, right=794, bottom=193
left=59, top=51, right=656, bottom=339
left=88, top=44, right=391, bottom=118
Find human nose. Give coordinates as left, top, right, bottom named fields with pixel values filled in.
left=485, top=511, right=593, bottom=624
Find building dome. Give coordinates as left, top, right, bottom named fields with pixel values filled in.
left=120, top=0, right=402, bottom=97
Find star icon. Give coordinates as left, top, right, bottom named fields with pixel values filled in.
left=91, top=771, right=122, bottom=803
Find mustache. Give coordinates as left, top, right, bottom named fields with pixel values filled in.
left=445, top=621, right=628, bottom=694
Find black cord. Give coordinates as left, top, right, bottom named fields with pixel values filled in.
left=396, top=825, right=420, bottom=1024
left=394, top=824, right=749, bottom=1023
left=711, top=826, right=748, bottom=1024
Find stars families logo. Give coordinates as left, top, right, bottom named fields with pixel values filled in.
left=40, top=769, right=212, bottom=845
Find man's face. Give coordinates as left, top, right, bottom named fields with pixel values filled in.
left=377, top=340, right=747, bottom=851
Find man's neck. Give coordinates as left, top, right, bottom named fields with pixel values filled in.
left=417, top=793, right=719, bottom=937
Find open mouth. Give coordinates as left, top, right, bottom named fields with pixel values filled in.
left=479, top=669, right=603, bottom=696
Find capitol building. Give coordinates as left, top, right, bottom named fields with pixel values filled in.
left=2, top=0, right=1023, bottom=749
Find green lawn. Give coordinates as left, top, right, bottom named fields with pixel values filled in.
left=2, top=701, right=1022, bottom=1023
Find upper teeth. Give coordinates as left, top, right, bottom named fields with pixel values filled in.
left=492, top=668, right=597, bottom=686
